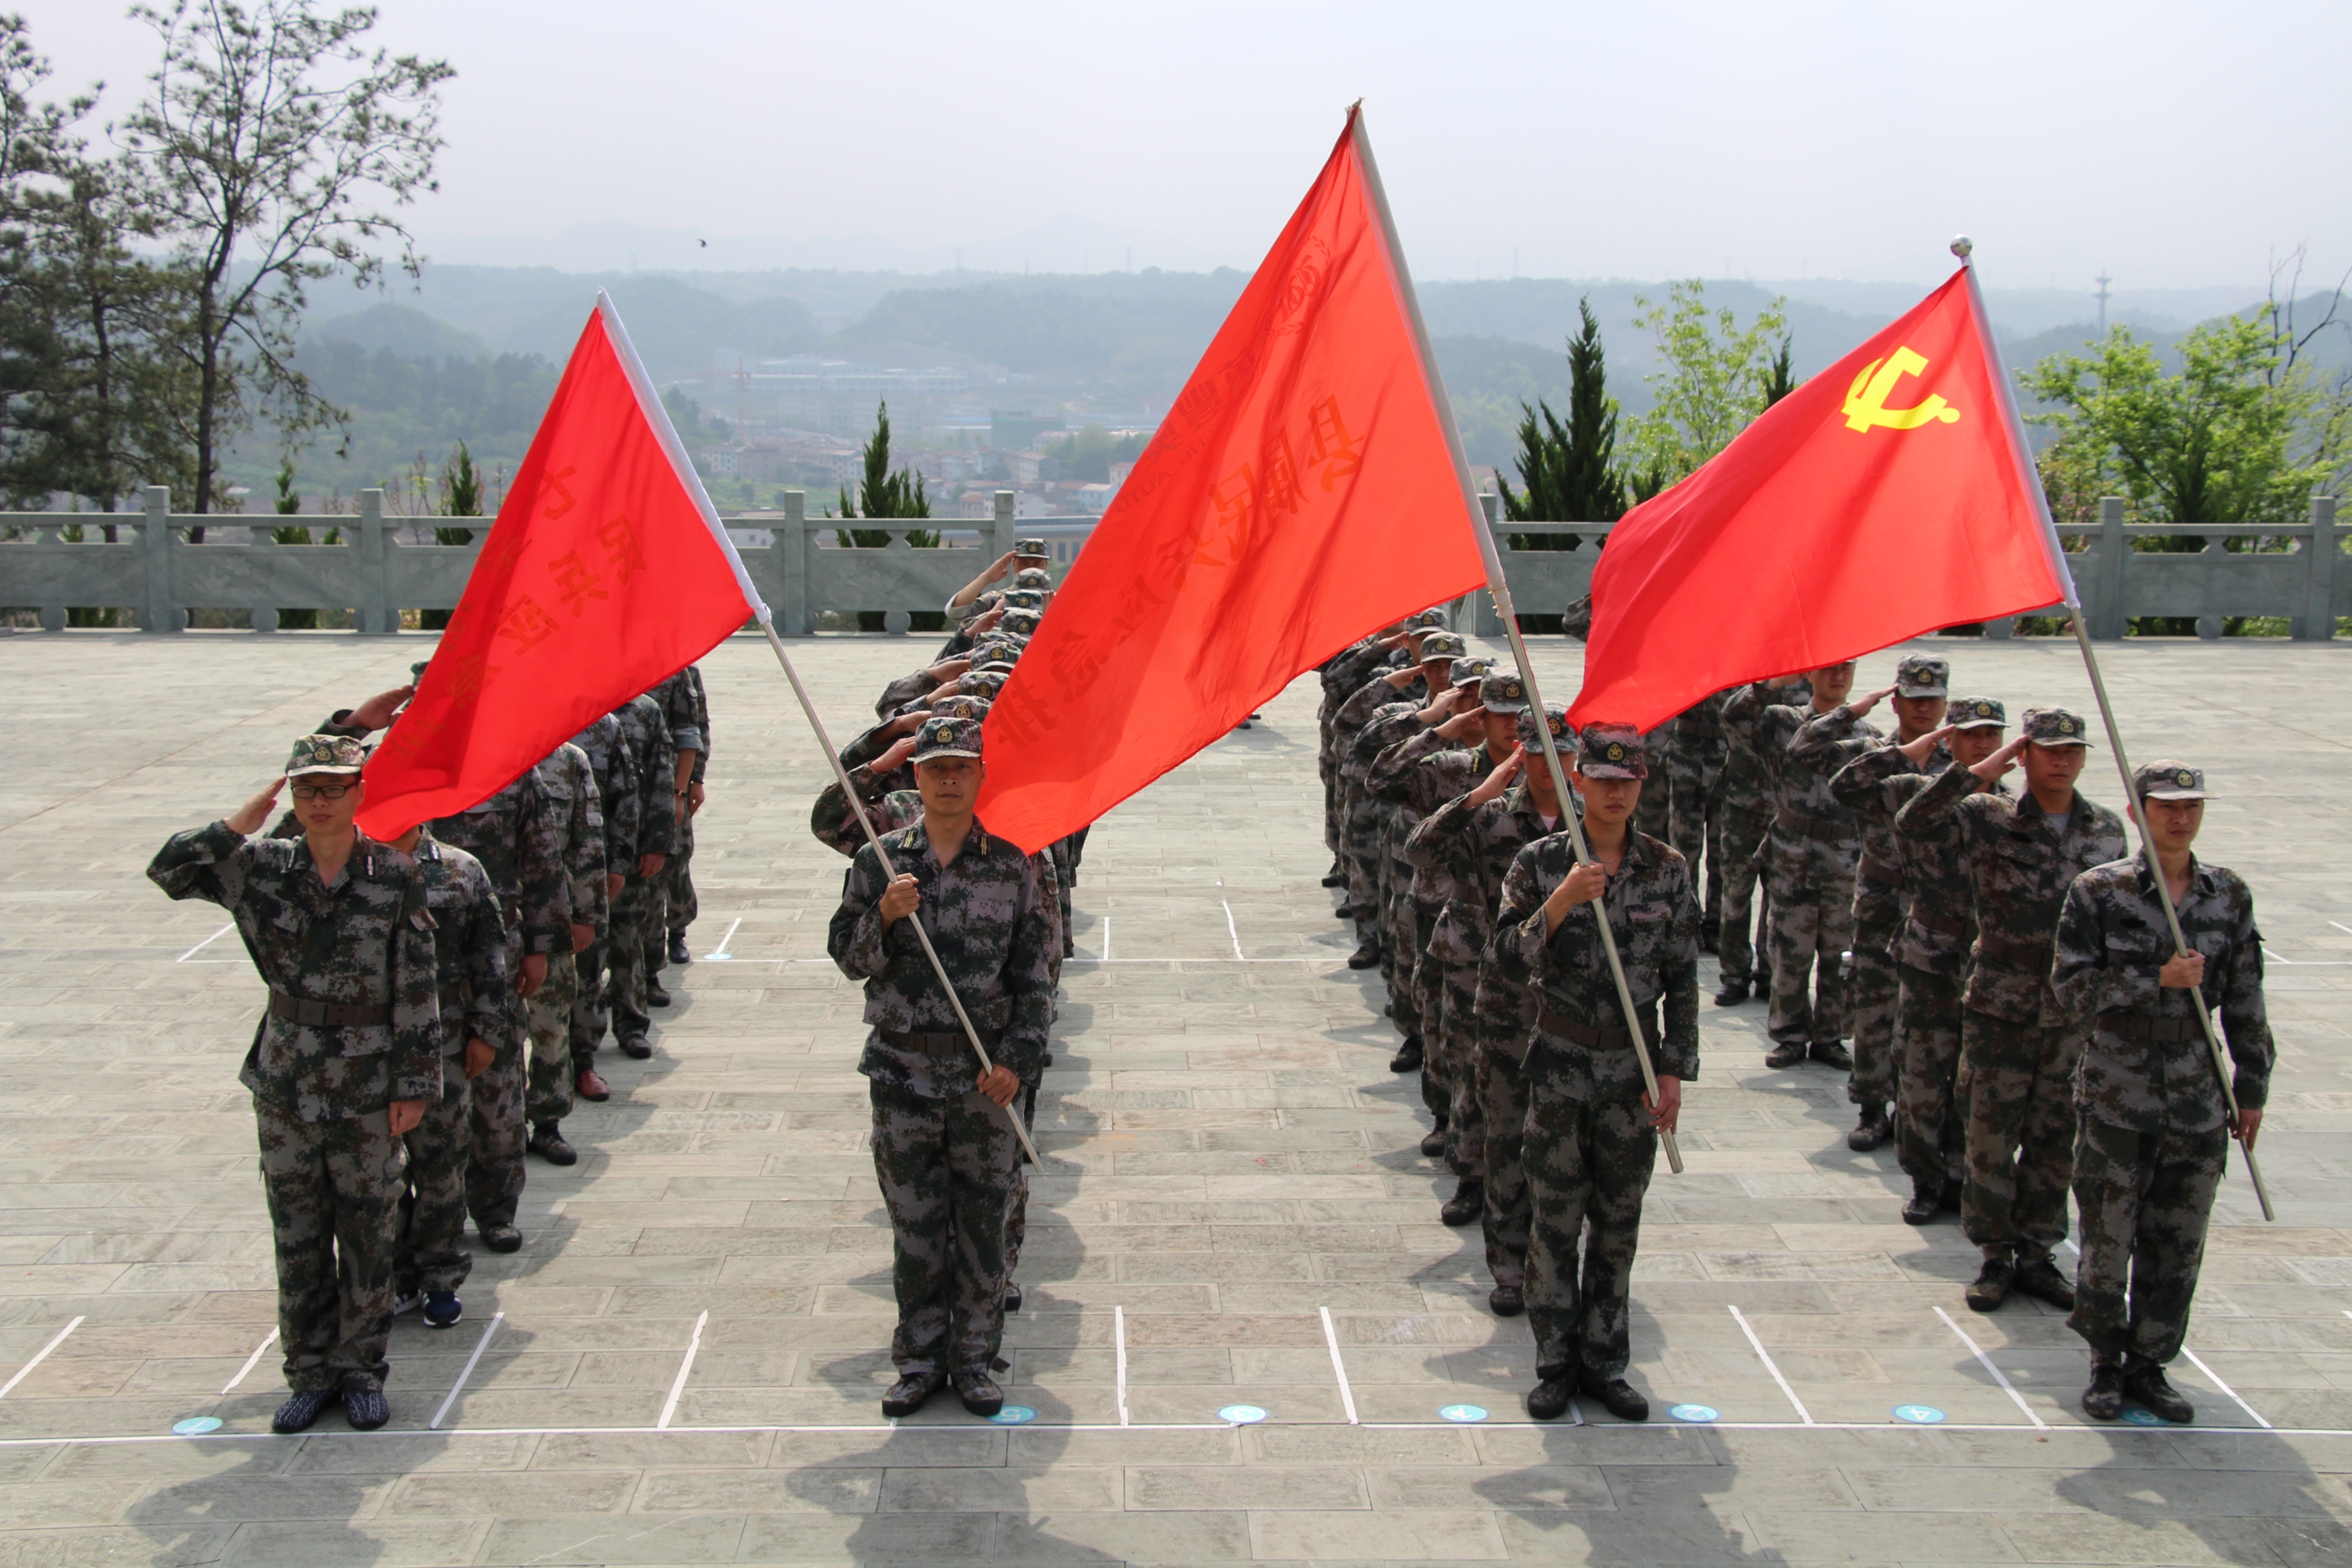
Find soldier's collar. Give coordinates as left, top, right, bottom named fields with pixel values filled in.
left=2133, top=847, right=2209, bottom=895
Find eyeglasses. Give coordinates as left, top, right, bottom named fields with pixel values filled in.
left=289, top=782, right=354, bottom=800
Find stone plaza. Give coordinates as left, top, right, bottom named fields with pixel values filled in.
left=0, top=628, right=2347, bottom=1566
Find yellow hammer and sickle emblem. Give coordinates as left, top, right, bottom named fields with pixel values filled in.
left=1842, top=347, right=1962, bottom=434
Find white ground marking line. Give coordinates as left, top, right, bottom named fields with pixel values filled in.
left=1221, top=901, right=1246, bottom=960
left=175, top=924, right=232, bottom=962
left=2262, top=947, right=2352, bottom=967
left=1098, top=915, right=1111, bottom=963
left=2180, top=1346, right=2273, bottom=1430
left=1319, top=1306, right=1359, bottom=1426
left=2331, top=921, right=2352, bottom=936
left=1729, top=1305, right=1813, bottom=1425
left=220, top=1329, right=279, bottom=1396
left=428, top=1312, right=503, bottom=1431
left=1114, top=1305, right=1130, bottom=1428
left=0, top=1317, right=83, bottom=1400
left=703, top=916, right=742, bottom=961
left=656, top=1310, right=708, bottom=1431
left=1934, top=1305, right=2046, bottom=1429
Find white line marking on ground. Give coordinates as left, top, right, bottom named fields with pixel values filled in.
left=176, top=924, right=232, bottom=962
left=1221, top=901, right=1245, bottom=960
left=1934, top=1305, right=2046, bottom=1428
left=429, top=1312, right=502, bottom=1431
left=1319, top=1306, right=1359, bottom=1426
left=657, top=1311, right=708, bottom=1430
left=221, top=1330, right=278, bottom=1396
left=0, top=1317, right=82, bottom=1400
left=2180, top=1346, right=2272, bottom=1430
left=704, top=917, right=742, bottom=960
left=2262, top=947, right=2352, bottom=966
left=1114, top=1305, right=1130, bottom=1428
left=2331, top=921, right=2352, bottom=936
left=1099, top=916, right=1111, bottom=963
left=1730, top=1305, right=1813, bottom=1425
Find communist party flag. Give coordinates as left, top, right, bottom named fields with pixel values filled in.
left=1567, top=264, right=2077, bottom=734
left=358, top=293, right=763, bottom=837
left=977, top=108, right=1489, bottom=852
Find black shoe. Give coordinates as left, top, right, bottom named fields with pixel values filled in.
left=1846, top=1104, right=1892, bottom=1152
left=2125, top=1363, right=2195, bottom=1425
left=1488, top=1284, right=1523, bottom=1317
left=1711, top=978, right=1749, bottom=1007
left=882, top=1370, right=944, bottom=1417
left=1900, top=1180, right=1942, bottom=1226
left=1418, top=1124, right=1448, bottom=1159
left=1965, top=1254, right=2014, bottom=1312
left=1764, top=1040, right=1807, bottom=1069
left=2083, top=1362, right=2125, bottom=1421
left=1004, top=1283, right=1022, bottom=1313
left=2013, top=1251, right=2075, bottom=1311
left=619, top=1036, right=653, bottom=1060
left=645, top=977, right=671, bottom=1007
left=529, top=1123, right=578, bottom=1166
left=1809, top=1040, right=1854, bottom=1071
left=1578, top=1370, right=1650, bottom=1421
left=1439, top=1179, right=1483, bottom=1227
left=271, top=1388, right=334, bottom=1434
left=343, top=1386, right=390, bottom=1431
left=1526, top=1374, right=1576, bottom=1421
left=668, top=932, right=691, bottom=966
left=953, top=1367, right=1004, bottom=1417
left=1321, top=870, right=1348, bottom=888
left=479, top=1223, right=524, bottom=1254
left=1389, top=1036, right=1424, bottom=1073
left=1346, top=944, right=1381, bottom=970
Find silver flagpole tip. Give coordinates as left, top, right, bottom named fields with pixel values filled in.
left=1949, top=234, right=1974, bottom=261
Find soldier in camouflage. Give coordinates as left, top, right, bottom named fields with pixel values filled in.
left=1318, top=626, right=1406, bottom=887
left=524, top=738, right=605, bottom=1165
left=828, top=716, right=1054, bottom=1421
left=1712, top=674, right=1809, bottom=1005
left=1662, top=691, right=1729, bottom=949
left=148, top=735, right=444, bottom=1435
left=604, top=691, right=677, bottom=1057
left=1330, top=611, right=1449, bottom=972
left=647, top=664, right=710, bottom=975
left=1501, top=724, right=1698, bottom=1424
left=564, top=712, right=640, bottom=1107
left=1897, top=706, right=2128, bottom=1315
left=2053, top=760, right=2271, bottom=1425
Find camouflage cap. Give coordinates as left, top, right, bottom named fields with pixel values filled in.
left=1894, top=655, right=1951, bottom=698
left=926, top=695, right=993, bottom=722
left=911, top=715, right=984, bottom=763
left=972, top=655, right=1019, bottom=676
left=1479, top=671, right=1530, bottom=715
left=999, top=608, right=1044, bottom=637
left=2022, top=706, right=2092, bottom=747
left=1417, top=630, right=1468, bottom=662
left=1515, top=703, right=1571, bottom=752
left=2133, top=759, right=2212, bottom=802
left=1450, top=655, right=1494, bottom=688
left=1012, top=567, right=1052, bottom=589
left=998, top=589, right=1047, bottom=613
left=1406, top=607, right=1451, bottom=631
left=285, top=732, right=366, bottom=777
left=1013, top=537, right=1050, bottom=557
left=1575, top=722, right=1650, bottom=779
left=1947, top=695, right=2007, bottom=729
left=409, top=660, right=431, bottom=681
left=956, top=670, right=1011, bottom=698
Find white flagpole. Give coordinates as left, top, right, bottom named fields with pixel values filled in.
left=1348, top=107, right=1683, bottom=1174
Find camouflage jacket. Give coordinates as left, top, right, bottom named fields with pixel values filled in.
left=430, top=772, right=572, bottom=956
left=828, top=818, right=1056, bottom=1093
left=652, top=666, right=710, bottom=781
left=1373, top=732, right=1490, bottom=901
left=2053, top=851, right=2273, bottom=1134
left=399, top=832, right=513, bottom=1074
left=1730, top=689, right=1878, bottom=855
left=1334, top=670, right=1426, bottom=767
left=1719, top=677, right=1810, bottom=808
left=533, top=741, right=609, bottom=936
left=1896, top=766, right=2129, bottom=1024
left=840, top=717, right=916, bottom=777
left=568, top=712, right=641, bottom=879
left=812, top=766, right=914, bottom=858
left=612, top=695, right=677, bottom=862
left=1796, top=709, right=1947, bottom=926
left=875, top=666, right=943, bottom=721
left=148, top=822, right=443, bottom=1121
left=1499, top=829, right=1702, bottom=1097
left=1664, top=691, right=1730, bottom=776
left=1832, top=746, right=2005, bottom=972
left=1407, top=782, right=1563, bottom=968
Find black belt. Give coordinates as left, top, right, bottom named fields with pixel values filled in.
left=1910, top=906, right=1969, bottom=937
left=2100, top=1014, right=2205, bottom=1043
left=877, top=1026, right=999, bottom=1057
left=1538, top=1004, right=1660, bottom=1051
left=1976, top=930, right=2053, bottom=967
left=1857, top=855, right=1903, bottom=889
left=269, top=993, right=390, bottom=1028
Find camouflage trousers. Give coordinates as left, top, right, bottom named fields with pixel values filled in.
left=1319, top=747, right=1340, bottom=854
left=1341, top=794, right=1382, bottom=952
left=1893, top=963, right=1968, bottom=1192
left=1523, top=1084, right=1657, bottom=1380
left=466, top=935, right=528, bottom=1231
left=525, top=952, right=580, bottom=1128
left=1668, top=745, right=1725, bottom=931
left=606, top=879, right=660, bottom=1048
left=1004, top=1081, right=1039, bottom=1278
left=648, top=805, right=699, bottom=962
left=1766, top=844, right=1857, bottom=1047
left=1715, top=797, right=1773, bottom=988
left=397, top=1068, right=474, bottom=1298
left=1955, top=1010, right=2085, bottom=1254
left=1478, top=1045, right=1531, bottom=1292
left=1846, top=899, right=1903, bottom=1105
left=869, top=1078, right=1020, bottom=1378
left=1433, top=959, right=1484, bottom=1176
left=2067, top=1113, right=2227, bottom=1367
left=571, top=936, right=609, bottom=1069
left=256, top=1098, right=407, bottom=1395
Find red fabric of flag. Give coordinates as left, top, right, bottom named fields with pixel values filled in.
left=1568, top=267, right=2074, bottom=734
left=977, top=111, right=1487, bottom=853
left=357, top=296, right=760, bottom=837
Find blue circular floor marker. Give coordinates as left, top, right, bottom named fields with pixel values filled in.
left=1439, top=1404, right=1488, bottom=1423
left=1893, top=1404, right=1947, bottom=1425
left=1668, top=1404, right=1719, bottom=1424
left=1218, top=1404, right=1268, bottom=1425
left=988, top=1405, right=1036, bottom=1425
left=172, top=1417, right=222, bottom=1436
left=2121, top=1406, right=2169, bottom=1427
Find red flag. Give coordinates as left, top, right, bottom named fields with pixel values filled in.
left=357, top=295, right=761, bottom=837
left=1568, top=266, right=2076, bottom=733
left=977, top=109, right=1488, bottom=852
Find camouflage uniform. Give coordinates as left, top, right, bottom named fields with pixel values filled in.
left=1334, top=666, right=1428, bottom=960
left=526, top=742, right=604, bottom=1128
left=647, top=665, right=710, bottom=964
left=1663, top=693, right=1728, bottom=938
left=827, top=718, right=1054, bottom=1381
left=1714, top=678, right=1807, bottom=993
left=147, top=746, right=444, bottom=1396
left=1319, top=637, right=1399, bottom=860
left=565, top=713, right=641, bottom=1078
left=1501, top=735, right=1700, bottom=1381
left=1896, top=711, right=2127, bottom=1258
left=604, top=694, right=677, bottom=1050
left=2052, top=765, right=2271, bottom=1371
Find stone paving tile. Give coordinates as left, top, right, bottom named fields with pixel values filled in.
left=0, top=633, right=2349, bottom=1564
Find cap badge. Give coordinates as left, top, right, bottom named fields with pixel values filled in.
left=1605, top=742, right=1625, bottom=761
left=2176, top=769, right=2195, bottom=786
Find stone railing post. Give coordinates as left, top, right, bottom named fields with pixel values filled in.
left=250, top=522, right=279, bottom=633
left=779, top=490, right=808, bottom=635
left=2089, top=497, right=2129, bottom=640
left=992, top=491, right=1015, bottom=560
left=355, top=488, right=394, bottom=633
left=2298, top=494, right=2338, bottom=641
left=140, top=485, right=180, bottom=633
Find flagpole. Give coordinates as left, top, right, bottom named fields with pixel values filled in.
left=1959, top=241, right=2271, bottom=1221
left=1348, top=105, right=1684, bottom=1174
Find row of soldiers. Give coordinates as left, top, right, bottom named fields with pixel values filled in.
left=1320, top=616, right=2274, bottom=1425
left=146, top=663, right=710, bottom=1434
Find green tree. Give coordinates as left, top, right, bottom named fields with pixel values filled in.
left=1496, top=298, right=1628, bottom=547
left=412, top=438, right=481, bottom=630
left=832, top=401, right=941, bottom=631
left=268, top=455, right=336, bottom=626
left=1761, top=334, right=1797, bottom=407
left=1624, top=279, right=1790, bottom=483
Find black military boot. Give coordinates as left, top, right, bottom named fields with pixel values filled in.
left=644, top=974, right=671, bottom=1007
left=882, top=1370, right=945, bottom=1417
left=1965, top=1250, right=2014, bottom=1312
left=528, top=1123, right=577, bottom=1166
left=1346, top=942, right=1381, bottom=970
left=1526, top=1368, right=1577, bottom=1421
left=1388, top=1035, right=1423, bottom=1073
left=1320, top=862, right=1347, bottom=888
left=1764, top=1040, right=1807, bottom=1069
left=2124, top=1361, right=2195, bottom=1425
left=1900, top=1177, right=1942, bottom=1226
left=953, top=1367, right=1005, bottom=1417
left=2012, top=1250, right=2075, bottom=1310
left=1578, top=1369, right=1650, bottom=1421
left=667, top=931, right=691, bottom=966
left=1809, top=1039, right=1853, bottom=1071
left=1417, top=1120, right=1447, bottom=1159
left=1487, top=1283, right=1523, bottom=1317
left=270, top=1388, right=334, bottom=1434
left=1439, top=1178, right=1483, bottom=1227
left=2082, top=1360, right=2125, bottom=1421
left=1846, top=1102, right=1892, bottom=1152
left=1711, top=976, right=1749, bottom=1006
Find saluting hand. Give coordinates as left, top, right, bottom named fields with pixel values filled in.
left=875, top=735, right=920, bottom=773
left=1435, top=704, right=1485, bottom=739
left=225, top=778, right=285, bottom=836
left=1846, top=684, right=1897, bottom=720
left=1466, top=746, right=1524, bottom=808
left=1898, top=723, right=1955, bottom=764
left=347, top=684, right=416, bottom=732
left=1971, top=735, right=2028, bottom=783
left=879, top=873, right=920, bottom=926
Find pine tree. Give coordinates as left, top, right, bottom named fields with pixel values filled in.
left=1761, top=335, right=1797, bottom=407
left=832, top=401, right=942, bottom=630
left=1497, top=298, right=1626, bottom=548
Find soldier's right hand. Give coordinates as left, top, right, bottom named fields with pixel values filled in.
left=879, top=873, right=920, bottom=925
left=876, top=735, right=921, bottom=772
left=971, top=604, right=1006, bottom=634
left=2158, top=950, right=2207, bottom=989
left=887, top=708, right=931, bottom=737
left=1385, top=666, right=1421, bottom=690
left=347, top=684, right=416, bottom=732
left=605, top=872, right=625, bottom=899
left=572, top=923, right=594, bottom=953
left=1898, top=723, right=1955, bottom=764
left=1467, top=747, right=1524, bottom=806
left=1846, top=684, right=1897, bottom=719
left=927, top=658, right=972, bottom=684
left=1970, top=735, right=2028, bottom=782
left=464, top=1038, right=494, bottom=1079
left=225, top=778, right=285, bottom=836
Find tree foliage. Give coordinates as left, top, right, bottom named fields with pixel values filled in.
left=1496, top=297, right=1626, bottom=547
left=832, top=401, right=939, bottom=631
left=1624, top=279, right=1790, bottom=484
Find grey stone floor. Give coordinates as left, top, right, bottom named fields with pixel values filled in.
left=0, top=627, right=2347, bottom=1566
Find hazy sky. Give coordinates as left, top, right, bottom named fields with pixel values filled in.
left=23, top=0, right=2350, bottom=291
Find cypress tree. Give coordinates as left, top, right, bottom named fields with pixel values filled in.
left=1497, top=297, right=1626, bottom=547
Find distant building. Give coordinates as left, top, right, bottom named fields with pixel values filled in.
left=1076, top=483, right=1115, bottom=514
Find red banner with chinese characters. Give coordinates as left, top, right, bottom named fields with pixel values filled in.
left=975, top=109, right=1487, bottom=853
left=356, top=296, right=760, bottom=837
